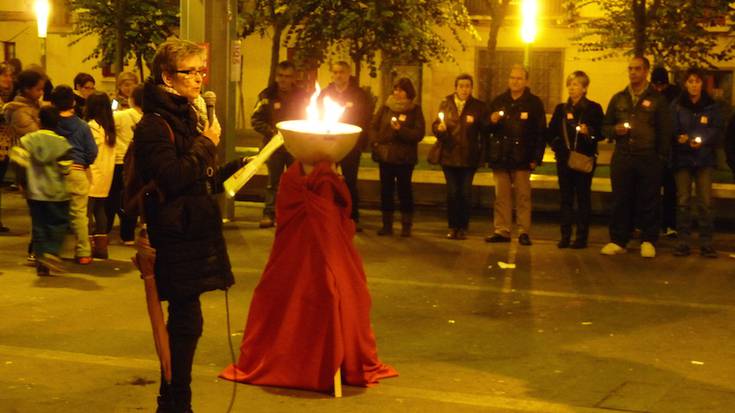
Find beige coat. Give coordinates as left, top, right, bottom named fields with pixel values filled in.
left=87, top=120, right=116, bottom=198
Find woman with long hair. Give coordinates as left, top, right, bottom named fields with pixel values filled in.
left=84, top=91, right=116, bottom=258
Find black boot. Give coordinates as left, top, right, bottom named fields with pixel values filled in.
left=377, top=212, right=393, bottom=236
left=400, top=213, right=413, bottom=237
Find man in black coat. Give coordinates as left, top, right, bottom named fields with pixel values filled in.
left=486, top=64, right=546, bottom=246
left=601, top=56, right=673, bottom=259
left=251, top=61, right=309, bottom=228
left=319, top=61, right=373, bottom=230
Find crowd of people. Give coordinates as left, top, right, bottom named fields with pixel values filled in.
left=0, top=59, right=143, bottom=274
left=252, top=56, right=735, bottom=259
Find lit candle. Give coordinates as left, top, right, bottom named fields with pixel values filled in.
left=391, top=116, right=398, bottom=123
left=438, top=112, right=445, bottom=123
left=575, top=125, right=581, bottom=132
left=694, top=136, right=702, bottom=144
left=623, top=122, right=631, bottom=129
left=498, top=110, right=505, bottom=117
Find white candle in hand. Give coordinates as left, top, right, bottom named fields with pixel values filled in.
left=438, top=112, right=445, bottom=123
left=694, top=136, right=702, bottom=144
left=623, top=122, right=631, bottom=129
left=498, top=110, right=505, bottom=117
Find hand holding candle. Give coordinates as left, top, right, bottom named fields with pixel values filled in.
left=490, top=110, right=504, bottom=124
left=390, top=116, right=400, bottom=130
left=691, top=136, right=703, bottom=148
left=437, top=111, right=447, bottom=132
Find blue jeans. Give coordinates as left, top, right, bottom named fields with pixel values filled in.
left=674, top=167, right=714, bottom=247
left=442, top=166, right=476, bottom=230
left=28, top=200, right=70, bottom=257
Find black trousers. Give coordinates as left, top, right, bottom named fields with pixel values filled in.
left=339, top=149, right=362, bottom=222
left=557, top=161, right=594, bottom=242
left=88, top=196, right=108, bottom=235
left=661, top=164, right=677, bottom=230
left=378, top=163, right=414, bottom=213
left=157, top=294, right=203, bottom=413
left=609, top=153, right=662, bottom=246
left=107, top=164, right=138, bottom=241
left=441, top=166, right=476, bottom=230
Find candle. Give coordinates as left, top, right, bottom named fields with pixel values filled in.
left=623, top=122, right=631, bottom=129
left=391, top=116, right=398, bottom=123
left=498, top=110, right=505, bottom=117
left=438, top=112, right=445, bottom=123
left=575, top=125, right=581, bottom=132
left=694, top=136, right=702, bottom=144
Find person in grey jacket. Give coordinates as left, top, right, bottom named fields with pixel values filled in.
left=600, top=56, right=673, bottom=258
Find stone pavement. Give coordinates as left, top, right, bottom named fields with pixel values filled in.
left=0, top=189, right=734, bottom=413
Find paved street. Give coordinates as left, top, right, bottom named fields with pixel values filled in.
left=1, top=188, right=734, bottom=413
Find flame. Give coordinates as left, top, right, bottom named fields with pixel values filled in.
left=306, top=82, right=345, bottom=128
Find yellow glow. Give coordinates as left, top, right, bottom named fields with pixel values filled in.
left=520, top=0, right=538, bottom=44
left=306, top=82, right=345, bottom=127
left=34, top=0, right=50, bottom=38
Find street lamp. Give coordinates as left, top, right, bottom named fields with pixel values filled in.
left=520, top=0, right=538, bottom=69
left=34, top=0, right=50, bottom=70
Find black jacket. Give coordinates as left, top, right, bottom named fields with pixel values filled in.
left=370, top=100, right=425, bottom=165
left=430, top=94, right=488, bottom=168
left=133, top=79, right=242, bottom=300
left=547, top=97, right=604, bottom=161
left=319, top=78, right=373, bottom=151
left=603, top=85, right=673, bottom=159
left=727, top=112, right=735, bottom=174
left=487, top=88, right=547, bottom=170
left=251, top=84, right=309, bottom=146
left=671, top=93, right=724, bottom=169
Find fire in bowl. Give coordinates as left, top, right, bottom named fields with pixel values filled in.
left=276, top=120, right=362, bottom=165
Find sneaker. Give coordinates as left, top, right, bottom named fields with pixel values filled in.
left=557, top=239, right=571, bottom=249
left=700, top=246, right=718, bottom=258
left=27, top=253, right=37, bottom=263
left=258, top=216, right=274, bottom=228
left=37, top=253, right=67, bottom=274
left=75, top=256, right=93, bottom=265
left=664, top=227, right=678, bottom=239
left=673, top=243, right=690, bottom=257
left=518, top=233, right=532, bottom=246
left=640, top=242, right=656, bottom=258
left=600, top=242, right=626, bottom=255
left=485, top=233, right=511, bottom=243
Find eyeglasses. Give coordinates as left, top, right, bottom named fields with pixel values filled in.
left=175, top=68, right=208, bottom=79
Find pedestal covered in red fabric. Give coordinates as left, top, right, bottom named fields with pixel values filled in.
left=220, top=161, right=397, bottom=392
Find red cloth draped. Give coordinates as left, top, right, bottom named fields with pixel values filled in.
left=220, top=161, right=397, bottom=392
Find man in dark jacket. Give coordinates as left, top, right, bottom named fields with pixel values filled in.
left=486, top=64, right=546, bottom=246
left=601, top=56, right=673, bottom=258
left=651, top=66, right=681, bottom=238
left=49, top=85, right=97, bottom=264
left=319, top=61, right=373, bottom=230
left=251, top=61, right=309, bottom=228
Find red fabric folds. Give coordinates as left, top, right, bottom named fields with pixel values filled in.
left=220, top=161, right=397, bottom=392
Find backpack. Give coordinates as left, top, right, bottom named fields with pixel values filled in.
left=122, top=114, right=174, bottom=220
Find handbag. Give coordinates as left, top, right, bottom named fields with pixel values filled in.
left=561, top=116, right=594, bottom=173
left=427, top=140, right=442, bottom=165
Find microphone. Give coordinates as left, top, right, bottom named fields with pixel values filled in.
left=203, top=91, right=216, bottom=124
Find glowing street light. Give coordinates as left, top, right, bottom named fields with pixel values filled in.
left=34, top=0, right=50, bottom=70
left=520, top=0, right=539, bottom=69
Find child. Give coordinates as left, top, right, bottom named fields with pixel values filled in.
left=12, top=106, right=72, bottom=275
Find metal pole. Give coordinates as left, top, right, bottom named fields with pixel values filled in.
left=40, top=37, right=47, bottom=71
left=523, top=43, right=530, bottom=71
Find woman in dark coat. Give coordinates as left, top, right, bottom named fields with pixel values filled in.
left=431, top=73, right=487, bottom=240
left=370, top=77, right=425, bottom=237
left=133, top=39, right=246, bottom=412
left=547, top=71, right=604, bottom=249
left=670, top=68, right=724, bottom=258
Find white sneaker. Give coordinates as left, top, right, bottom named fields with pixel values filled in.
left=640, top=242, right=656, bottom=258
left=600, top=243, right=626, bottom=255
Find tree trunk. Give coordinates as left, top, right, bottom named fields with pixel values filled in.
left=632, top=0, right=646, bottom=56
left=137, top=51, right=145, bottom=81
left=268, top=23, right=284, bottom=85
left=114, top=0, right=126, bottom=74
left=484, top=0, right=510, bottom=100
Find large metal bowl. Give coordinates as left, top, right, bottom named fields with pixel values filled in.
left=276, top=120, right=362, bottom=165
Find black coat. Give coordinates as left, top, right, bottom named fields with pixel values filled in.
left=487, top=88, right=547, bottom=170
left=319, top=79, right=374, bottom=151
left=547, top=97, right=604, bottom=161
left=251, top=84, right=310, bottom=146
left=133, top=80, right=241, bottom=300
left=370, top=102, right=425, bottom=165
left=430, top=94, right=488, bottom=168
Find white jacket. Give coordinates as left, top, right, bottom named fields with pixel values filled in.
left=88, top=120, right=116, bottom=198
left=113, top=108, right=141, bottom=164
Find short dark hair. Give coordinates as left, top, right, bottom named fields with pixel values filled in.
left=454, top=73, right=473, bottom=88
left=393, top=77, right=416, bottom=100
left=632, top=56, right=650, bottom=70
left=16, top=70, right=45, bottom=95
left=684, top=67, right=705, bottom=83
left=49, top=85, right=76, bottom=111
left=73, top=72, right=95, bottom=89
left=39, top=106, right=61, bottom=130
left=276, top=61, right=296, bottom=71
left=130, top=84, right=144, bottom=107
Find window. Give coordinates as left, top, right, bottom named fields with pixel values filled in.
left=476, top=48, right=563, bottom=113
left=465, top=0, right=564, bottom=18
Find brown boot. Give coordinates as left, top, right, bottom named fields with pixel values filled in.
left=400, top=212, right=413, bottom=237
left=377, top=212, right=393, bottom=236
left=92, top=234, right=108, bottom=259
